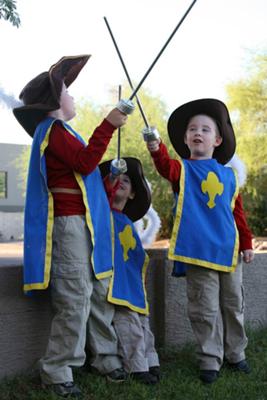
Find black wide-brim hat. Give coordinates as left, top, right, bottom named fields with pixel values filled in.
left=13, top=55, right=90, bottom=137
left=167, top=98, right=236, bottom=165
left=99, top=157, right=151, bottom=222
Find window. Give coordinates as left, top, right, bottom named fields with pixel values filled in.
left=0, top=171, right=7, bottom=199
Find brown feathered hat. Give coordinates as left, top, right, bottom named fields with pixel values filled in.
left=167, top=98, right=236, bottom=165
left=13, top=55, right=90, bottom=137
left=99, top=157, right=151, bottom=222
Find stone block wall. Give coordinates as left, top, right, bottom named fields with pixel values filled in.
left=0, top=250, right=266, bottom=380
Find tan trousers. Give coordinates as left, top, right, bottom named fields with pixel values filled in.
left=113, top=308, right=159, bottom=373
left=186, top=258, right=247, bottom=371
left=39, top=216, right=121, bottom=384
left=87, top=277, right=122, bottom=374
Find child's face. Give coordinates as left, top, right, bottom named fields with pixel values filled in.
left=184, top=114, right=222, bottom=159
left=115, top=174, right=135, bottom=203
left=59, top=84, right=76, bottom=121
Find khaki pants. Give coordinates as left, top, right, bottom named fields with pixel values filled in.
left=87, top=277, right=122, bottom=374
left=186, top=258, right=247, bottom=371
left=39, top=216, right=121, bottom=384
left=113, top=308, right=159, bottom=373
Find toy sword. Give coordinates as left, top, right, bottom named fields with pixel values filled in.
left=112, top=0, right=198, bottom=115
left=110, top=85, right=128, bottom=177
left=104, top=17, right=160, bottom=142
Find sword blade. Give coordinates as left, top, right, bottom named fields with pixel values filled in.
left=104, top=16, right=149, bottom=127
left=129, top=0, right=198, bottom=100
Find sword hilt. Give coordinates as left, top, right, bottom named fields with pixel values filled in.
left=142, top=126, right=160, bottom=142
left=116, top=98, right=135, bottom=115
left=110, top=158, right=128, bottom=177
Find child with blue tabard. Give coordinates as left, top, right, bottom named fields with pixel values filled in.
left=13, top=55, right=128, bottom=398
left=99, top=157, right=160, bottom=385
left=146, top=99, right=254, bottom=384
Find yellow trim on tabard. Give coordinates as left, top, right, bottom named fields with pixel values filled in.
left=169, top=159, right=240, bottom=271
left=107, top=254, right=150, bottom=315
left=142, top=254, right=150, bottom=313
left=23, top=125, right=55, bottom=292
left=110, top=212, right=115, bottom=265
left=231, top=168, right=240, bottom=269
left=169, top=156, right=185, bottom=258
left=169, top=254, right=237, bottom=272
left=74, top=172, right=96, bottom=269
left=63, top=124, right=97, bottom=272
left=95, top=270, right=113, bottom=279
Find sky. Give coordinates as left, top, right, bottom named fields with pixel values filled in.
left=0, top=0, right=266, bottom=145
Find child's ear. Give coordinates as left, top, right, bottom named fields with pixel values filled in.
left=129, top=191, right=135, bottom=200
left=214, top=135, right=223, bottom=147
left=184, top=134, right=188, bottom=145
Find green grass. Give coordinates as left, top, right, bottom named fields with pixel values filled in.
left=1, top=327, right=267, bottom=400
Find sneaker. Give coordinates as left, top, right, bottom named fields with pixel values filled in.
left=149, top=366, right=161, bottom=381
left=200, top=370, right=219, bottom=384
left=131, top=371, right=158, bottom=385
left=42, top=381, right=82, bottom=398
left=228, top=359, right=251, bottom=374
left=106, top=368, right=128, bottom=383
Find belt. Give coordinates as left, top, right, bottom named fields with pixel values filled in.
left=50, top=187, right=82, bottom=195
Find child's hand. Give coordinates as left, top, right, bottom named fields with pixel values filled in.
left=147, top=139, right=160, bottom=152
left=242, top=249, right=254, bottom=263
left=106, top=108, right=128, bottom=128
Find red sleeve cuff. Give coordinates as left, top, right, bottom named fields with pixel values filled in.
left=102, top=118, right=117, bottom=134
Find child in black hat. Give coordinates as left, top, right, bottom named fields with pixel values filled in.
left=13, top=55, right=128, bottom=397
left=98, top=157, right=160, bottom=385
left=146, top=98, right=254, bottom=384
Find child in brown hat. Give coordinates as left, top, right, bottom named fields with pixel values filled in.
left=97, top=157, right=160, bottom=385
left=146, top=98, right=254, bottom=384
left=13, top=55, right=128, bottom=397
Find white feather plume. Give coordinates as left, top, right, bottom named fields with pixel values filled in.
left=134, top=206, right=161, bottom=247
left=225, top=154, right=247, bottom=187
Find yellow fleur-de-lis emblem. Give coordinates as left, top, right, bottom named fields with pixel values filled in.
left=201, top=171, right=224, bottom=209
left=119, top=225, right=136, bottom=261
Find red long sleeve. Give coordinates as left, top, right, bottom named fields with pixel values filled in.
left=151, top=142, right=181, bottom=192
left=233, top=194, right=253, bottom=251
left=45, top=119, right=116, bottom=216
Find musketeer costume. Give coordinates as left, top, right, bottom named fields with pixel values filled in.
left=169, top=157, right=239, bottom=274
left=23, top=117, right=113, bottom=293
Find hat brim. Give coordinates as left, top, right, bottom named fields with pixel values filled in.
left=13, top=104, right=56, bottom=137
left=99, top=158, right=151, bottom=222
left=167, top=98, right=236, bottom=165
left=13, top=55, right=91, bottom=137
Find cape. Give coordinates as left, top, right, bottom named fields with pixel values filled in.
left=108, top=211, right=149, bottom=315
left=169, top=158, right=239, bottom=273
left=23, top=117, right=113, bottom=293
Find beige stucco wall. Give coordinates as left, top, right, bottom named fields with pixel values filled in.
left=0, top=249, right=266, bottom=380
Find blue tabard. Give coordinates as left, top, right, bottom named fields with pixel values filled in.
left=108, top=210, right=150, bottom=315
left=23, top=117, right=113, bottom=293
left=169, top=158, right=239, bottom=273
